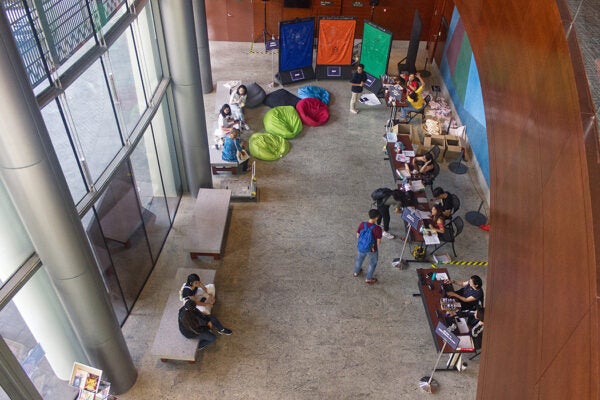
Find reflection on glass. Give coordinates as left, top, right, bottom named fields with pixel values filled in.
left=130, top=135, right=170, bottom=262
left=107, top=29, right=146, bottom=136
left=151, top=98, right=182, bottom=222
left=82, top=211, right=128, bottom=324
left=133, top=3, right=162, bottom=99
left=0, top=270, right=82, bottom=400
left=41, top=100, right=88, bottom=203
left=63, top=59, right=122, bottom=182
left=94, top=163, right=153, bottom=309
left=0, top=181, right=35, bottom=282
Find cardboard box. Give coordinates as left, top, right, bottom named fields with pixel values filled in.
left=423, top=135, right=446, bottom=161
left=445, top=136, right=463, bottom=162
left=393, top=124, right=422, bottom=146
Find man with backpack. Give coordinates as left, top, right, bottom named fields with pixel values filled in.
left=353, top=209, right=383, bottom=285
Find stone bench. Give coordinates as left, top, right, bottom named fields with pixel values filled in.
left=184, top=188, right=231, bottom=260
left=209, top=143, right=239, bottom=175
left=150, top=268, right=216, bottom=363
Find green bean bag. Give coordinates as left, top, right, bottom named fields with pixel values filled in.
left=263, top=106, right=303, bottom=139
left=248, top=133, right=290, bottom=161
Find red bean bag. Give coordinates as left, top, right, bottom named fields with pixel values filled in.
left=295, top=98, right=330, bottom=127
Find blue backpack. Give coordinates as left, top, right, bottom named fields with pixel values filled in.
left=357, top=222, right=376, bottom=252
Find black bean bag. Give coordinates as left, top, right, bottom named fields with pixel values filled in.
left=245, top=82, right=266, bottom=108
left=263, top=88, right=300, bottom=108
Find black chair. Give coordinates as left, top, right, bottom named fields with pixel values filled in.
left=469, top=325, right=484, bottom=360
left=450, top=193, right=460, bottom=215
left=431, top=216, right=464, bottom=257
left=428, top=144, right=441, bottom=162
left=407, top=94, right=432, bottom=123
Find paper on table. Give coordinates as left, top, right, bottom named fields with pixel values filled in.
left=385, top=132, right=396, bottom=142
left=417, top=197, right=428, bottom=204
left=397, top=169, right=411, bottom=179
left=423, top=231, right=440, bottom=245
left=403, top=150, right=415, bottom=157
left=411, top=180, right=425, bottom=191
left=415, top=210, right=431, bottom=219
left=396, top=154, right=408, bottom=162
left=457, top=335, right=474, bottom=350
left=435, top=272, right=448, bottom=281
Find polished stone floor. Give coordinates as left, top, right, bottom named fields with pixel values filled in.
left=119, top=41, right=489, bottom=400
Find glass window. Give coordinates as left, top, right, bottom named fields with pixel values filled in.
left=41, top=100, right=88, bottom=204
left=81, top=210, right=128, bottom=324
left=106, top=29, right=146, bottom=136
left=132, top=3, right=162, bottom=99
left=130, top=133, right=171, bottom=262
left=151, top=98, right=182, bottom=222
left=94, top=163, right=153, bottom=310
left=0, top=181, right=35, bottom=283
left=63, top=58, right=123, bottom=183
left=0, top=270, right=82, bottom=400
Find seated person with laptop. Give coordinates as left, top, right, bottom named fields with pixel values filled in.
left=443, top=275, right=484, bottom=311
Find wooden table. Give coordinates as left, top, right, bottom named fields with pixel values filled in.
left=386, top=134, right=431, bottom=242
left=416, top=268, right=475, bottom=355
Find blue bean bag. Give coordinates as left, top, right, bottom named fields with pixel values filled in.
left=297, top=85, right=330, bottom=105
left=248, top=133, right=290, bottom=161
left=296, top=98, right=330, bottom=127
left=263, top=106, right=303, bottom=139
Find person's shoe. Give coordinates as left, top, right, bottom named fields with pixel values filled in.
left=350, top=109, right=359, bottom=114
left=242, top=123, right=250, bottom=131
left=382, top=231, right=396, bottom=239
left=197, top=343, right=210, bottom=351
left=365, top=278, right=378, bottom=285
left=353, top=269, right=362, bottom=277
left=218, top=328, right=233, bottom=335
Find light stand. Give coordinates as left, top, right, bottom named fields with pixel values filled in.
left=262, top=0, right=279, bottom=88
left=418, top=341, right=446, bottom=393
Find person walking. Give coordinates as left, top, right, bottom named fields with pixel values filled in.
left=353, top=209, right=382, bottom=284
left=349, top=63, right=367, bottom=114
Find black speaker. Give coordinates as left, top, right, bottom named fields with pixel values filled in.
left=284, top=0, right=311, bottom=8
left=369, top=0, right=379, bottom=6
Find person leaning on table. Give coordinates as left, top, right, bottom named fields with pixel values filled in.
left=443, top=275, right=484, bottom=311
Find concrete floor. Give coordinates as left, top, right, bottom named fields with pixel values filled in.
left=119, top=41, right=489, bottom=400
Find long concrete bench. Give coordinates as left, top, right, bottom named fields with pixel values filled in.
left=150, top=268, right=216, bottom=363
left=184, top=188, right=231, bottom=260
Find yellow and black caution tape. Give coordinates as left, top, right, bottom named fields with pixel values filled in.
left=431, top=260, right=488, bottom=269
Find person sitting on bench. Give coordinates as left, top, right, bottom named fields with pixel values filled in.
left=178, top=300, right=232, bottom=351
left=180, top=273, right=216, bottom=315
left=216, top=104, right=239, bottom=139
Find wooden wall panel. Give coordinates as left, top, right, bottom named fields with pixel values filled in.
left=453, top=0, right=600, bottom=398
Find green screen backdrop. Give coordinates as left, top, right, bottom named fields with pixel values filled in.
left=360, top=22, right=393, bottom=78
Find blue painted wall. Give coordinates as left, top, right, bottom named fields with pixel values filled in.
left=439, top=8, right=489, bottom=184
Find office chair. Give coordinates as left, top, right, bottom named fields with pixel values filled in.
left=407, top=94, right=432, bottom=123
left=431, top=216, right=464, bottom=257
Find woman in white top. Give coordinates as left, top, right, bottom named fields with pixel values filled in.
left=216, top=103, right=238, bottom=141
left=229, top=85, right=250, bottom=130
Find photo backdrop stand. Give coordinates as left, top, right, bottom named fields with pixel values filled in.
left=315, top=17, right=356, bottom=81
left=360, top=21, right=392, bottom=96
left=277, top=17, right=315, bottom=85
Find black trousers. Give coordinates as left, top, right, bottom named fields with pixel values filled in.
left=377, top=204, right=391, bottom=231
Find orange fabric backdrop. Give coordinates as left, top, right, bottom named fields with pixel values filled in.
left=316, top=19, right=356, bottom=65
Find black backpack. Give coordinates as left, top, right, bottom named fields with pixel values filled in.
left=371, top=188, right=392, bottom=206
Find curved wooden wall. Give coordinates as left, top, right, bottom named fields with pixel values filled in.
left=455, top=0, right=600, bottom=398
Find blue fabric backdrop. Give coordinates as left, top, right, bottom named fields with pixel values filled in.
left=279, top=18, right=314, bottom=72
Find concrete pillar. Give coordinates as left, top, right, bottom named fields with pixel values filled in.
left=193, top=0, right=214, bottom=94
left=160, top=0, right=212, bottom=195
left=0, top=10, right=136, bottom=394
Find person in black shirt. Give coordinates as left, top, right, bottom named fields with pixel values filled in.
left=444, top=275, right=484, bottom=310
left=349, top=64, right=367, bottom=114
left=432, top=187, right=456, bottom=218
left=178, top=300, right=233, bottom=350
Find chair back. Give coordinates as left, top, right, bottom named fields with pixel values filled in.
left=452, top=216, right=464, bottom=239
left=424, top=94, right=432, bottom=107
left=451, top=193, right=460, bottom=214
left=429, top=145, right=440, bottom=161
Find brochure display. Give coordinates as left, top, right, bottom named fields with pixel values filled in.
left=359, top=21, right=392, bottom=94
left=69, top=362, right=117, bottom=400
left=278, top=18, right=315, bottom=85
left=315, top=17, right=356, bottom=80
